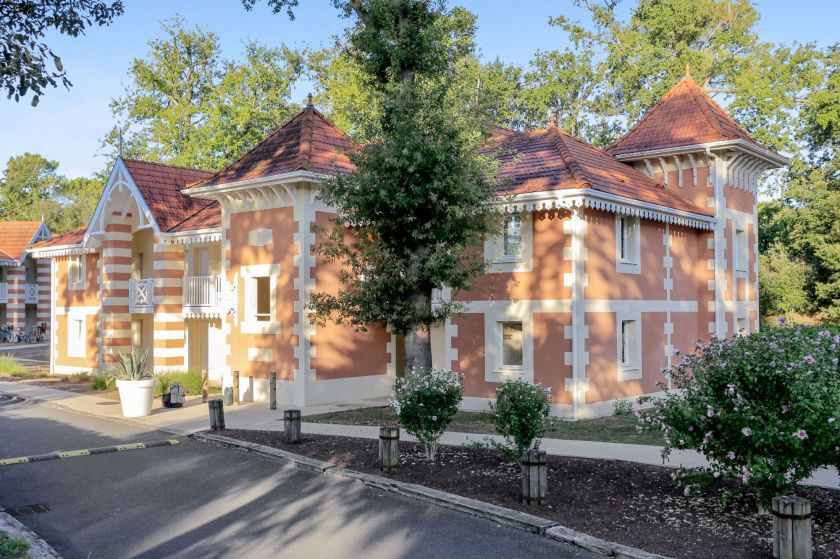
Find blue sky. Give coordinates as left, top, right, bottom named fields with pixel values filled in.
left=1, top=0, right=837, bottom=179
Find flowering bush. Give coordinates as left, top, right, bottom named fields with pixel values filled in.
left=390, top=369, right=463, bottom=461
left=643, top=321, right=840, bottom=505
left=490, top=380, right=552, bottom=461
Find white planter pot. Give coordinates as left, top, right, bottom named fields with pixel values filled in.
left=116, top=378, right=156, bottom=417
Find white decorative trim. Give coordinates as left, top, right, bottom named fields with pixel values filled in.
left=616, top=308, right=642, bottom=381
left=615, top=214, right=641, bottom=274
left=248, top=228, right=273, bottom=247
left=162, top=230, right=222, bottom=245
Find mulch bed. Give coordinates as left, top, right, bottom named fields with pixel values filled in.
left=218, top=429, right=840, bottom=559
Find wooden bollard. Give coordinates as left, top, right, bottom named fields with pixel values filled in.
left=284, top=409, right=301, bottom=443
left=521, top=449, right=547, bottom=505
left=773, top=496, right=812, bottom=559
left=208, top=400, right=225, bottom=431
left=201, top=369, right=209, bottom=403
left=269, top=372, right=277, bottom=410
left=233, top=370, right=240, bottom=405
left=379, top=427, right=399, bottom=471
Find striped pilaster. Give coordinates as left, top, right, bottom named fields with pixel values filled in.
left=101, top=223, right=132, bottom=364
left=36, top=258, right=51, bottom=329
left=153, top=240, right=186, bottom=370
left=5, top=266, right=26, bottom=330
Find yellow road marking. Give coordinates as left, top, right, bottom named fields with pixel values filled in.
left=58, top=449, right=90, bottom=458
left=0, top=457, right=30, bottom=466
left=116, top=443, right=146, bottom=451
left=0, top=439, right=180, bottom=466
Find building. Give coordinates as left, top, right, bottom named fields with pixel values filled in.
left=0, top=220, right=51, bottom=338
left=30, top=75, right=788, bottom=417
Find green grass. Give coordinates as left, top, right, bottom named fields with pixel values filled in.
left=304, top=406, right=665, bottom=446
left=90, top=374, right=115, bottom=391
left=0, top=354, right=32, bottom=377
left=0, top=531, right=30, bottom=558
left=154, top=370, right=209, bottom=396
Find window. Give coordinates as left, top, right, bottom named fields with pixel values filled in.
left=501, top=322, right=523, bottom=368
left=616, top=215, right=640, bottom=273
left=735, top=228, right=748, bottom=272
left=68, top=315, right=85, bottom=358
left=619, top=319, right=640, bottom=378
left=68, top=256, right=84, bottom=288
left=255, top=276, right=270, bottom=322
left=503, top=215, right=522, bottom=258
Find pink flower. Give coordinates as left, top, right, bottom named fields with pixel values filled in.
left=777, top=316, right=786, bottom=326
left=683, top=485, right=691, bottom=496
left=726, top=451, right=736, bottom=460
left=741, top=427, right=752, bottom=437
left=741, top=466, right=752, bottom=484
left=804, top=355, right=815, bottom=365
left=782, top=405, right=789, bottom=414
left=707, top=406, right=716, bottom=417
left=794, top=430, right=808, bottom=440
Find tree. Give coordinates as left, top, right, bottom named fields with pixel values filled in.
left=0, top=153, right=61, bottom=222
left=1, top=0, right=124, bottom=106
left=52, top=176, right=104, bottom=233
left=105, top=18, right=304, bottom=170
left=306, top=0, right=503, bottom=373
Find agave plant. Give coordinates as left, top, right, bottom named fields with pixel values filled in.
left=114, top=348, right=151, bottom=380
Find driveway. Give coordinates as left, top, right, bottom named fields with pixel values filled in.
left=0, top=397, right=596, bottom=559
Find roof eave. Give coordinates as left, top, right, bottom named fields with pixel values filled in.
left=612, top=139, right=790, bottom=168
left=183, top=170, right=325, bottom=200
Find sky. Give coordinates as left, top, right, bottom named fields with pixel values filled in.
left=0, top=0, right=837, bottom=179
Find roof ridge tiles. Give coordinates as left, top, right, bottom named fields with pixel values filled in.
left=121, top=158, right=212, bottom=174
left=547, top=127, right=593, bottom=189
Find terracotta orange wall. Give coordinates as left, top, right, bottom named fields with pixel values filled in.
left=227, top=207, right=299, bottom=380
left=451, top=313, right=493, bottom=398
left=55, top=313, right=98, bottom=369
left=639, top=163, right=711, bottom=210
left=310, top=211, right=390, bottom=380
left=585, top=209, right=666, bottom=301
left=534, top=312, right=573, bottom=404
left=455, top=209, right=572, bottom=302
left=54, top=254, right=100, bottom=308
left=725, top=186, right=755, bottom=215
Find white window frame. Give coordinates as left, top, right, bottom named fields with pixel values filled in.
left=615, top=214, right=641, bottom=274
left=67, top=313, right=86, bottom=358
left=616, top=310, right=642, bottom=380
left=240, top=264, right=281, bottom=335
left=68, top=255, right=85, bottom=290
left=483, top=306, right=533, bottom=382
left=734, top=227, right=748, bottom=273
left=499, top=321, right=524, bottom=369
left=485, top=212, right=533, bottom=272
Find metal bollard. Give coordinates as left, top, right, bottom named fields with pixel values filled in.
left=379, top=426, right=399, bottom=471
left=201, top=369, right=209, bottom=403
left=233, top=370, right=240, bottom=405
left=269, top=372, right=277, bottom=410
left=208, top=400, right=225, bottom=431
left=208, top=400, right=218, bottom=430
left=773, top=496, right=812, bottom=559
left=284, top=409, right=301, bottom=443
left=520, top=449, right=547, bottom=505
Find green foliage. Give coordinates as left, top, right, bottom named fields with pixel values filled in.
left=390, top=369, right=463, bottom=460
left=490, top=380, right=551, bottom=461
left=0, top=354, right=26, bottom=377
left=154, top=370, right=204, bottom=396
left=0, top=1, right=124, bottom=106
left=643, top=324, right=840, bottom=505
left=90, top=374, right=115, bottom=391
left=612, top=398, right=634, bottom=417
left=105, top=17, right=304, bottom=170
left=114, top=348, right=151, bottom=380
left=0, top=531, right=30, bottom=558
left=758, top=244, right=813, bottom=316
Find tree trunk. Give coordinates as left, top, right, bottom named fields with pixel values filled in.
left=404, top=323, right=432, bottom=374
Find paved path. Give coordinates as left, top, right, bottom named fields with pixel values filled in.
left=2, top=380, right=838, bottom=490
left=0, top=395, right=595, bottom=559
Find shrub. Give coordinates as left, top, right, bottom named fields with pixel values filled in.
left=0, top=354, right=27, bottom=377
left=155, top=370, right=203, bottom=395
left=390, top=369, right=463, bottom=461
left=114, top=348, right=151, bottom=380
left=0, top=531, right=29, bottom=558
left=643, top=321, right=840, bottom=505
left=90, top=374, right=115, bottom=391
left=612, top=398, right=634, bottom=416
left=155, top=372, right=173, bottom=397
left=490, top=380, right=551, bottom=461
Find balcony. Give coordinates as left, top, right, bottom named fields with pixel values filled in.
left=183, top=275, right=225, bottom=318
left=129, top=278, right=155, bottom=314
left=0, top=283, right=7, bottom=303
left=24, top=284, right=38, bottom=304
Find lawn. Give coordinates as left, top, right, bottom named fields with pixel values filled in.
left=304, top=406, right=665, bottom=446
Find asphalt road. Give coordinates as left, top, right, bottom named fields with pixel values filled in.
left=0, top=396, right=597, bottom=559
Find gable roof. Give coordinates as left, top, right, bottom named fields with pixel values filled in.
left=31, top=225, right=87, bottom=250
left=121, top=159, right=215, bottom=232
left=485, top=126, right=713, bottom=216
left=607, top=76, right=772, bottom=158
left=190, top=105, right=357, bottom=189
left=170, top=202, right=221, bottom=232
left=0, top=221, right=46, bottom=261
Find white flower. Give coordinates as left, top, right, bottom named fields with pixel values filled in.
left=684, top=485, right=691, bottom=496
left=726, top=451, right=736, bottom=460
left=829, top=417, right=836, bottom=424
left=713, top=471, right=720, bottom=478
left=741, top=427, right=752, bottom=437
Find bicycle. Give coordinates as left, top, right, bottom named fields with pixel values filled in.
left=0, top=325, right=12, bottom=343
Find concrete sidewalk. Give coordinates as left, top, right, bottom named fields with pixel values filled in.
left=2, top=379, right=838, bottom=490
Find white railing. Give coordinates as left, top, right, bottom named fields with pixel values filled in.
left=129, top=278, right=155, bottom=312
left=183, top=275, right=222, bottom=308
left=0, top=283, right=7, bottom=303
left=24, top=284, right=38, bottom=303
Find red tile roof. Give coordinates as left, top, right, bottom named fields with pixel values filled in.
left=608, top=76, right=770, bottom=157
left=170, top=202, right=221, bottom=232
left=0, top=221, right=44, bottom=260
left=122, top=159, right=214, bottom=232
left=31, top=225, right=87, bottom=249
left=191, top=105, right=357, bottom=189
left=485, top=126, right=713, bottom=216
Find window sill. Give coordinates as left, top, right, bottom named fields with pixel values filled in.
left=618, top=366, right=642, bottom=381
left=493, top=366, right=524, bottom=375
left=241, top=321, right=282, bottom=335
left=616, top=261, right=641, bottom=275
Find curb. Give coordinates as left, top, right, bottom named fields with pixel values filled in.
left=189, top=431, right=673, bottom=559
left=0, top=508, right=62, bottom=559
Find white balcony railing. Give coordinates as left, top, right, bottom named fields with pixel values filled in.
left=129, top=278, right=155, bottom=313
left=183, top=275, right=222, bottom=308
left=0, top=282, right=7, bottom=303
left=24, top=284, right=38, bottom=303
